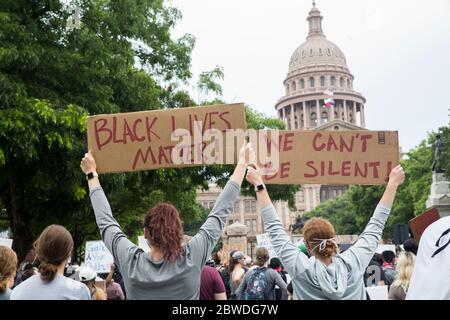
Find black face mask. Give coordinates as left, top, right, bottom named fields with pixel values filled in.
left=431, top=227, right=450, bottom=258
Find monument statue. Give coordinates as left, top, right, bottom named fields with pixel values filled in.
left=431, top=134, right=444, bottom=173
left=290, top=215, right=309, bottom=233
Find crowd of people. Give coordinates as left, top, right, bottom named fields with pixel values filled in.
left=1, top=143, right=449, bottom=300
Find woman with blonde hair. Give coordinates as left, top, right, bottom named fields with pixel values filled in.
left=0, top=246, right=17, bottom=300
left=388, top=251, right=415, bottom=300
left=246, top=163, right=405, bottom=300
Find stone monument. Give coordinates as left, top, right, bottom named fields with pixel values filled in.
left=222, top=222, right=248, bottom=255
left=426, top=135, right=450, bottom=217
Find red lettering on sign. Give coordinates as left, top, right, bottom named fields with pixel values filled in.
left=313, top=133, right=325, bottom=151
left=132, top=146, right=157, bottom=169
left=112, top=117, right=124, bottom=144
left=354, top=161, right=368, bottom=177
left=94, top=118, right=112, bottom=150
left=341, top=161, right=351, bottom=176
left=145, top=117, right=160, bottom=142
left=219, top=111, right=232, bottom=130
left=360, top=134, right=373, bottom=152
left=283, top=133, right=294, bottom=151
left=304, top=160, right=318, bottom=178
left=368, top=161, right=380, bottom=178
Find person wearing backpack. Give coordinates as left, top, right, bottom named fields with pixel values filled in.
left=236, top=247, right=287, bottom=300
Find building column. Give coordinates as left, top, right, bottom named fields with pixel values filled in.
left=239, top=199, right=245, bottom=224
left=316, top=100, right=321, bottom=126
left=302, top=102, right=308, bottom=129
left=297, top=103, right=302, bottom=130
left=360, top=105, right=366, bottom=128
left=352, top=102, right=357, bottom=125
left=330, top=103, right=335, bottom=121
left=291, top=105, right=295, bottom=130
left=343, top=100, right=348, bottom=122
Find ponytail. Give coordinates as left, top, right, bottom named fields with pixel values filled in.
left=38, top=262, right=58, bottom=282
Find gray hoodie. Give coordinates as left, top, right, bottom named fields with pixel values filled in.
left=260, top=203, right=391, bottom=300
left=89, top=180, right=240, bottom=300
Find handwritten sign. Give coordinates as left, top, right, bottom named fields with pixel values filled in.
left=256, top=233, right=277, bottom=258
left=84, top=241, right=114, bottom=274
left=137, top=236, right=150, bottom=252
left=87, top=103, right=247, bottom=173
left=253, top=130, right=399, bottom=185
left=0, top=238, right=13, bottom=249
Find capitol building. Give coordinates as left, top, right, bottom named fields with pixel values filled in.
left=196, top=2, right=367, bottom=257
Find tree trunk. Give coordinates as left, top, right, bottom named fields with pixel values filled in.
left=5, top=180, right=33, bottom=263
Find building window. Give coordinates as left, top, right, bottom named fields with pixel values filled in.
left=244, top=200, right=251, bottom=213
left=286, top=83, right=290, bottom=93
left=234, top=201, right=240, bottom=213
left=330, top=76, right=336, bottom=86
left=309, top=48, right=314, bottom=56
left=334, top=125, right=340, bottom=130
left=251, top=200, right=257, bottom=213
left=229, top=219, right=234, bottom=225
left=292, top=81, right=296, bottom=91
left=318, top=48, right=323, bottom=56
left=327, top=48, right=332, bottom=56
left=321, top=111, right=328, bottom=123
left=320, top=76, right=325, bottom=87
left=247, top=241, right=256, bottom=259
left=245, top=219, right=251, bottom=231
left=340, top=77, right=344, bottom=87
left=341, top=112, right=345, bottom=120
left=299, top=189, right=305, bottom=202
left=300, top=78, right=305, bottom=89
left=309, top=77, right=315, bottom=88
left=311, top=112, right=317, bottom=127
left=301, top=114, right=304, bottom=127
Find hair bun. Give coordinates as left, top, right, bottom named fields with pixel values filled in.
left=39, top=262, right=58, bottom=282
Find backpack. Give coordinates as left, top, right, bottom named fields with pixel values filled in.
left=244, top=267, right=267, bottom=300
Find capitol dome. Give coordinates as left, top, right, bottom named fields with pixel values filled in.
left=275, top=1, right=366, bottom=133
left=288, top=4, right=349, bottom=74
left=289, top=37, right=348, bottom=73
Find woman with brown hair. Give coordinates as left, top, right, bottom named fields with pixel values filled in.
left=236, top=247, right=287, bottom=300
left=80, top=143, right=253, bottom=299
left=246, top=163, right=405, bottom=300
left=11, top=225, right=91, bottom=300
left=0, top=246, right=17, bottom=300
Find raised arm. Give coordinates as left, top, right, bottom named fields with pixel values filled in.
left=342, top=165, right=405, bottom=274
left=81, top=151, right=135, bottom=270
left=189, top=143, right=253, bottom=266
left=246, top=165, right=310, bottom=279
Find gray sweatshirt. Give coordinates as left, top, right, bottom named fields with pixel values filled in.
left=260, top=203, right=391, bottom=300
left=235, top=267, right=288, bottom=300
left=89, top=180, right=240, bottom=300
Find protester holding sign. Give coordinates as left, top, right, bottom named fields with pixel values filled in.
left=246, top=163, right=405, bottom=300
left=80, top=142, right=253, bottom=299
left=0, top=246, right=17, bottom=300
left=11, top=225, right=91, bottom=300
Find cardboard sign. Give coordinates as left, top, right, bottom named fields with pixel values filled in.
left=256, top=233, right=277, bottom=258
left=0, top=238, right=13, bottom=248
left=366, top=285, right=389, bottom=300
left=376, top=244, right=396, bottom=255
left=137, top=235, right=150, bottom=252
left=84, top=241, right=114, bottom=274
left=409, top=207, right=440, bottom=242
left=253, top=130, right=399, bottom=185
left=87, top=103, right=247, bottom=173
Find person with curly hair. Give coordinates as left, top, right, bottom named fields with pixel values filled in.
left=80, top=143, right=253, bottom=299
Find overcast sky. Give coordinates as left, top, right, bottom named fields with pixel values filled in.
left=170, top=0, right=450, bottom=152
